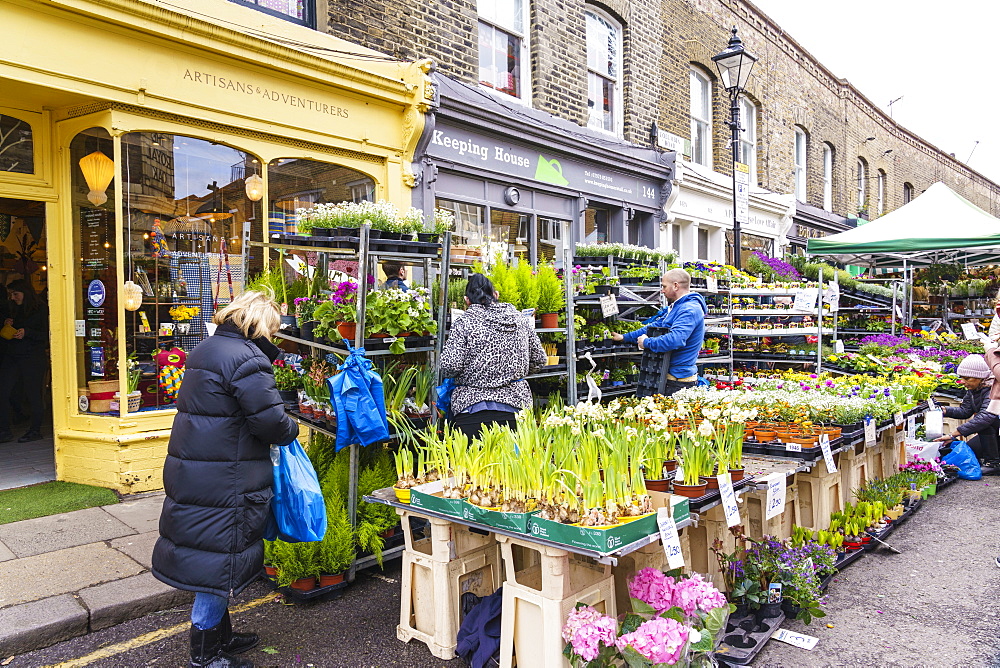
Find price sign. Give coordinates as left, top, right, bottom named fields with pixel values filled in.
left=717, top=473, right=741, bottom=528
left=961, top=323, right=979, bottom=340
left=864, top=417, right=877, bottom=445
left=599, top=293, right=619, bottom=317
left=819, top=434, right=837, bottom=473
left=906, top=415, right=917, bottom=441
left=833, top=339, right=845, bottom=354
left=866, top=354, right=884, bottom=366
left=894, top=411, right=904, bottom=427
left=785, top=441, right=802, bottom=452
left=706, top=276, right=719, bottom=292
left=656, top=507, right=685, bottom=569
left=765, top=473, right=786, bottom=520
left=793, top=288, right=818, bottom=312
left=771, top=629, right=819, bottom=650
left=927, top=398, right=937, bottom=412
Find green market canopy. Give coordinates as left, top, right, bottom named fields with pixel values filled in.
left=807, top=182, right=1000, bottom=268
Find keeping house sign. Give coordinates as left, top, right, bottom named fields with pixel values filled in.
left=429, top=123, right=661, bottom=205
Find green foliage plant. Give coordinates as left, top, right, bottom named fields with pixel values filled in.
left=535, top=263, right=565, bottom=314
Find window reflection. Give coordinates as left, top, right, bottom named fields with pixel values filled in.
left=0, top=114, right=34, bottom=174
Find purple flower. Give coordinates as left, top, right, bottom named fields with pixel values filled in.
left=751, top=252, right=801, bottom=280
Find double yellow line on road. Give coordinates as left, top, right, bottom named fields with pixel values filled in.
left=44, top=594, right=273, bottom=668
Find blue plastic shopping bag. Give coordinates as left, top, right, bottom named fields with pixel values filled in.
left=435, top=377, right=457, bottom=420
left=327, top=342, right=389, bottom=451
left=267, top=439, right=327, bottom=542
left=942, top=440, right=982, bottom=480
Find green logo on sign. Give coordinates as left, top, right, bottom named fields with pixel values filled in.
left=534, top=155, right=569, bottom=186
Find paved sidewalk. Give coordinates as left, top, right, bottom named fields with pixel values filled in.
left=0, top=492, right=190, bottom=657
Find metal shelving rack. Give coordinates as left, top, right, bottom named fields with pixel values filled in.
left=696, top=283, right=734, bottom=377
left=254, top=223, right=448, bottom=582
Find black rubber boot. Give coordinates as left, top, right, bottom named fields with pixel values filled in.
left=189, top=622, right=254, bottom=668
left=220, top=609, right=259, bottom=655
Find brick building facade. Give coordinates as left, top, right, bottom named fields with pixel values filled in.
left=320, top=0, right=1000, bottom=232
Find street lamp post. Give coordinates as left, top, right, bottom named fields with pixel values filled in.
left=712, top=26, right=757, bottom=269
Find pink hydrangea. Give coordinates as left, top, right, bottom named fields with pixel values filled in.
left=672, top=573, right=728, bottom=616
left=562, top=606, right=617, bottom=662
left=628, top=567, right=675, bottom=613
left=616, top=617, right=689, bottom=665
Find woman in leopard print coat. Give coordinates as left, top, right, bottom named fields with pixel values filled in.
left=440, top=273, right=547, bottom=438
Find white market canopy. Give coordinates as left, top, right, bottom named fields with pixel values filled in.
left=807, top=182, right=1000, bottom=268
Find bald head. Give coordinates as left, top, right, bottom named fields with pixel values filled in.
left=661, top=268, right=691, bottom=303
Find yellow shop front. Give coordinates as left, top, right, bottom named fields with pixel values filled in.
left=0, top=0, right=431, bottom=491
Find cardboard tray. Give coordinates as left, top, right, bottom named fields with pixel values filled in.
left=409, top=479, right=466, bottom=518
left=461, top=501, right=537, bottom=533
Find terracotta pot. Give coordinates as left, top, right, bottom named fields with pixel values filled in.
left=664, top=459, right=678, bottom=472
left=822, top=427, right=842, bottom=438
left=671, top=482, right=708, bottom=498
left=319, top=572, right=345, bottom=587
left=755, top=430, right=776, bottom=442
left=645, top=478, right=671, bottom=493
left=701, top=475, right=720, bottom=490
left=539, top=312, right=559, bottom=329
left=381, top=527, right=397, bottom=538
left=289, top=577, right=317, bottom=591
left=336, top=322, right=357, bottom=340
left=787, top=435, right=818, bottom=446
left=729, top=468, right=745, bottom=482
left=264, top=565, right=277, bottom=578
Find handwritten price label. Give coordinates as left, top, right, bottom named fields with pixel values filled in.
left=599, top=293, right=619, bottom=317
left=717, top=473, right=741, bottom=528
left=656, top=507, right=685, bottom=569
left=819, top=433, right=837, bottom=473
left=772, top=629, right=819, bottom=650
left=706, top=277, right=719, bottom=292
left=764, top=472, right=786, bottom=521
left=906, top=415, right=917, bottom=442
left=864, top=417, right=876, bottom=446
left=894, top=411, right=904, bottom=427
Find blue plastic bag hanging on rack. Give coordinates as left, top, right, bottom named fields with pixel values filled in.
left=265, top=439, right=327, bottom=542
left=435, top=377, right=457, bottom=420
left=327, top=341, right=389, bottom=451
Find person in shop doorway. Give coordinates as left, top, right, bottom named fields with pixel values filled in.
left=152, top=290, right=298, bottom=668
left=0, top=279, right=48, bottom=443
left=933, top=354, right=1000, bottom=468
left=439, top=273, right=547, bottom=440
left=381, top=261, right=408, bottom=291
left=612, top=268, right=706, bottom=397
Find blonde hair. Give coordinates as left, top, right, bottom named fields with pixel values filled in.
left=213, top=290, right=281, bottom=340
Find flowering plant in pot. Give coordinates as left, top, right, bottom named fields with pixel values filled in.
left=312, top=280, right=359, bottom=342
left=365, top=287, right=438, bottom=354
left=272, top=358, right=303, bottom=406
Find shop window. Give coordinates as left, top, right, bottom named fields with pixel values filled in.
left=585, top=9, right=622, bottom=135
left=697, top=227, right=709, bottom=260
left=71, top=128, right=119, bottom=414
left=436, top=199, right=485, bottom=248
left=670, top=223, right=681, bottom=255
left=725, top=230, right=772, bottom=267
left=227, top=0, right=313, bottom=27
left=537, top=217, right=567, bottom=266
left=793, top=127, right=807, bottom=201
left=478, top=0, right=529, bottom=101
left=738, top=96, right=757, bottom=182
left=689, top=69, right=712, bottom=167
left=903, top=181, right=913, bottom=204
left=876, top=169, right=886, bottom=216
left=822, top=144, right=834, bottom=211
left=491, top=209, right=529, bottom=262
left=583, top=206, right=609, bottom=244
left=0, top=114, right=34, bottom=174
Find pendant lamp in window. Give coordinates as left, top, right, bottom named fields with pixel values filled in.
left=245, top=173, right=264, bottom=202
left=79, top=151, right=115, bottom=206
left=122, top=280, right=143, bottom=311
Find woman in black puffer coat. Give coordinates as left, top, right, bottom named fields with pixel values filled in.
left=152, top=290, right=298, bottom=668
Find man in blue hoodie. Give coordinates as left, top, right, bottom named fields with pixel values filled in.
left=612, top=268, right=706, bottom=397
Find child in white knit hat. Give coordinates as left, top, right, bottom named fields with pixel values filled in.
left=934, top=353, right=999, bottom=467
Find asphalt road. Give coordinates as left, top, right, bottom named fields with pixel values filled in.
left=11, top=477, right=1000, bottom=668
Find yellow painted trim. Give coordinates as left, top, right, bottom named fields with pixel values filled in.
left=42, top=593, right=273, bottom=668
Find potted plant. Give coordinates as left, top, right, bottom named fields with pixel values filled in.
left=535, top=263, right=565, bottom=328
left=512, top=261, right=539, bottom=312
left=272, top=359, right=302, bottom=407
left=318, top=487, right=355, bottom=586
left=268, top=539, right=320, bottom=591
left=365, top=287, right=438, bottom=354
left=674, top=429, right=711, bottom=498
left=313, top=280, right=359, bottom=343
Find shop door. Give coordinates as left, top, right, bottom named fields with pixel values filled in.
left=0, top=197, right=54, bottom=490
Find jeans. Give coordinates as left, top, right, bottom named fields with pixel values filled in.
left=191, top=592, right=229, bottom=630
left=451, top=409, right=518, bottom=441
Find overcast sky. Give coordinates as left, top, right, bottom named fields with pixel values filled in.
left=749, top=0, right=1000, bottom=187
